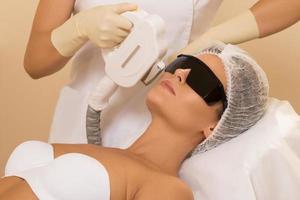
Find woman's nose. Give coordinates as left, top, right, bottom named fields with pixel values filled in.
left=174, top=68, right=191, bottom=83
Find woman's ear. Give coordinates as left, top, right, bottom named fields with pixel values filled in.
left=203, top=123, right=217, bottom=138
left=203, top=101, right=223, bottom=138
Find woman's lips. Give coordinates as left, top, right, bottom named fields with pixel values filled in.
left=160, top=80, right=176, bottom=95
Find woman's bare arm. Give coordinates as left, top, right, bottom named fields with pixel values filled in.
left=251, top=0, right=300, bottom=37
left=24, top=0, right=75, bottom=79
left=0, top=177, right=38, bottom=200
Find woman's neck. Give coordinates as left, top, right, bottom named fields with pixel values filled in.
left=125, top=116, right=204, bottom=176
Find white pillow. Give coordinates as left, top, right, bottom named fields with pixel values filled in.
left=179, top=98, right=300, bottom=200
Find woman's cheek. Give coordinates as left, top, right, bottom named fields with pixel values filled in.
left=168, top=96, right=201, bottom=129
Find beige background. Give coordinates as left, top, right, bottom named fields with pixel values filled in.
left=0, top=0, right=299, bottom=176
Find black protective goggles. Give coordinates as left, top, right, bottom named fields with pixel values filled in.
left=164, top=54, right=227, bottom=112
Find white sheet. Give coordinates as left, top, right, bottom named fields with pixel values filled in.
left=179, top=98, right=300, bottom=200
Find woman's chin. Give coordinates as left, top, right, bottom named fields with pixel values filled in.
left=145, top=89, right=165, bottom=114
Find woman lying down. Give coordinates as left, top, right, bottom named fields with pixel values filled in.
left=0, top=43, right=269, bottom=200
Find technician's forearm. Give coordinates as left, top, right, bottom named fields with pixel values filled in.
left=166, top=10, right=259, bottom=63
left=251, top=0, right=300, bottom=38
left=24, top=31, right=71, bottom=79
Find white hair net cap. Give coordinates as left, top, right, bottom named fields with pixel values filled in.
left=192, top=42, right=269, bottom=155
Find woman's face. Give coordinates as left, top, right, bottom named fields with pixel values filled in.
left=146, top=54, right=227, bottom=138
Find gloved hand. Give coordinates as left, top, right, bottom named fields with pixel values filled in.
left=51, top=3, right=138, bottom=57
left=167, top=10, right=259, bottom=64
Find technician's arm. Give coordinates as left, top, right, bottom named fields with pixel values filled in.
left=168, top=0, right=300, bottom=63
left=24, top=0, right=75, bottom=79
left=251, top=0, right=300, bottom=37
left=24, top=1, right=137, bottom=79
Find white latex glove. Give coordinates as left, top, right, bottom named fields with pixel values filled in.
left=167, top=10, right=259, bottom=64
left=51, top=3, right=138, bottom=57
